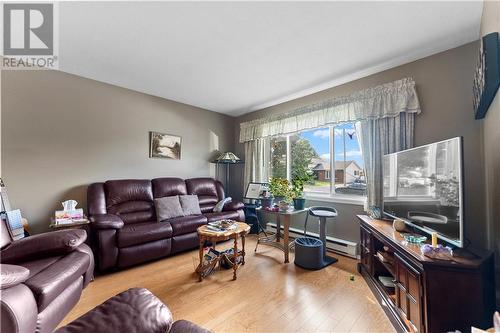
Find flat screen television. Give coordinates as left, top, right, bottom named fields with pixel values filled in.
left=382, top=137, right=464, bottom=247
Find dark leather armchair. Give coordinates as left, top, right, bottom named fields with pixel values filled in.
left=0, top=220, right=94, bottom=333
left=88, top=177, right=245, bottom=271
left=56, top=288, right=211, bottom=333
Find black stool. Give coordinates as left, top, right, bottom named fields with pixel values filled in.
left=304, top=206, right=338, bottom=268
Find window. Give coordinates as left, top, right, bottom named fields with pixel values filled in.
left=270, top=136, right=288, bottom=179
left=268, top=123, right=366, bottom=199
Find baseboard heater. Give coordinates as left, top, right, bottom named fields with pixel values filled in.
left=265, top=222, right=359, bottom=259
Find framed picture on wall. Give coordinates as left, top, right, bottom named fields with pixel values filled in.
left=473, top=32, right=499, bottom=119
left=149, top=132, right=182, bottom=160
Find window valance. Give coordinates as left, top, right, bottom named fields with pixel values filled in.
left=239, top=77, right=421, bottom=143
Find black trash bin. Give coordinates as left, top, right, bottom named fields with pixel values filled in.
left=294, top=237, right=324, bottom=270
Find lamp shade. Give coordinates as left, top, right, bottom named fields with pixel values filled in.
left=213, top=151, right=242, bottom=164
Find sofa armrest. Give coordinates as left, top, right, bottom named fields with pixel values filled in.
left=222, top=201, right=244, bottom=211
left=1, top=283, right=38, bottom=333
left=90, top=214, right=124, bottom=230
left=1, top=229, right=87, bottom=264
left=0, top=264, right=30, bottom=289
left=170, top=320, right=212, bottom=333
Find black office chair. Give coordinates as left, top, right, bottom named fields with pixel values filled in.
left=295, top=206, right=338, bottom=269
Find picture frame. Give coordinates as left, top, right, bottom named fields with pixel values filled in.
left=473, top=32, right=499, bottom=119
left=149, top=131, right=182, bottom=160
left=244, top=182, right=270, bottom=199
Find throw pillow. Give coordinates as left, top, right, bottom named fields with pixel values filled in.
left=179, top=195, right=202, bottom=215
left=213, top=197, right=232, bottom=213
left=154, top=196, right=184, bottom=221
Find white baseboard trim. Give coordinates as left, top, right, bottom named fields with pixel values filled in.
left=265, top=222, right=359, bottom=259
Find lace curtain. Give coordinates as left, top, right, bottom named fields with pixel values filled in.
left=240, top=77, right=420, bottom=143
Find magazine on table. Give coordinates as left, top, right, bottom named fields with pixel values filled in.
left=206, top=220, right=237, bottom=233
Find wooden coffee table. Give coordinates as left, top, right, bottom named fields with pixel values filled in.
left=196, top=222, right=250, bottom=281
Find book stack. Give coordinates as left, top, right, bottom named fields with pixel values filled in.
left=6, top=209, right=25, bottom=240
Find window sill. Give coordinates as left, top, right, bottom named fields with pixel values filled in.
left=304, top=193, right=366, bottom=206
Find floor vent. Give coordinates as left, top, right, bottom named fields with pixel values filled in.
left=265, top=222, right=359, bottom=259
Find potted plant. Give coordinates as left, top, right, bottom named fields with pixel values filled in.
left=291, top=165, right=314, bottom=210
left=269, top=178, right=292, bottom=209
left=291, top=177, right=306, bottom=210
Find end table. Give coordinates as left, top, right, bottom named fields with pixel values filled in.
left=196, top=222, right=250, bottom=281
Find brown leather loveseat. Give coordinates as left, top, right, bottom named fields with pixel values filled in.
left=87, top=177, right=244, bottom=271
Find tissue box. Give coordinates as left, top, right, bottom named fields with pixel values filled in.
left=55, top=209, right=84, bottom=224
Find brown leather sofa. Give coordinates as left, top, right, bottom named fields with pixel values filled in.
left=88, top=177, right=244, bottom=271
left=0, top=220, right=94, bottom=333
left=56, top=288, right=211, bottom=333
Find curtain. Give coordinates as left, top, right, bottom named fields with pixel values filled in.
left=241, top=77, right=420, bottom=208
left=243, top=138, right=269, bottom=191
left=356, top=113, right=415, bottom=210
left=240, top=78, right=420, bottom=143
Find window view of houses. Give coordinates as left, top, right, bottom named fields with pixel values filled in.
left=269, top=123, right=366, bottom=197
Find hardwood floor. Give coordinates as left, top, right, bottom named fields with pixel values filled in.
left=61, top=235, right=396, bottom=332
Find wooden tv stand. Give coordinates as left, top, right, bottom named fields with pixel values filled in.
left=357, top=215, right=495, bottom=333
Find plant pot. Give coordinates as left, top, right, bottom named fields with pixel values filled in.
left=278, top=201, right=290, bottom=212
left=293, top=198, right=306, bottom=210
left=260, top=198, right=273, bottom=208
left=273, top=196, right=285, bottom=205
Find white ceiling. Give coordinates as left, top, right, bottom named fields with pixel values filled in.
left=59, top=1, right=483, bottom=116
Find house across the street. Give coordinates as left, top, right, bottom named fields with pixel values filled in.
left=311, top=159, right=364, bottom=184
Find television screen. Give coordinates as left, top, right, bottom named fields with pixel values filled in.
left=383, top=137, right=463, bottom=247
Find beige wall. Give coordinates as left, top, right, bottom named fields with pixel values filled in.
left=232, top=42, right=487, bottom=247
left=1, top=70, right=234, bottom=234
left=479, top=0, right=500, bottom=305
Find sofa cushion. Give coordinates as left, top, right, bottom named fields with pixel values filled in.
left=117, top=222, right=173, bottom=248
left=105, top=180, right=153, bottom=207
left=165, top=215, right=207, bottom=236
left=179, top=195, right=202, bottom=216
left=107, top=201, right=156, bottom=224
left=213, top=197, right=232, bottom=212
left=0, top=264, right=30, bottom=289
left=118, top=239, right=172, bottom=268
left=154, top=196, right=184, bottom=221
left=185, top=178, right=221, bottom=210
left=203, top=211, right=240, bottom=223
left=24, top=251, right=90, bottom=312
left=197, top=196, right=218, bottom=205
left=199, top=204, right=216, bottom=213
left=20, top=256, right=61, bottom=278
left=223, top=201, right=244, bottom=211
left=171, top=233, right=200, bottom=254
left=185, top=178, right=218, bottom=197
left=105, top=180, right=155, bottom=224
left=152, top=178, right=187, bottom=198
